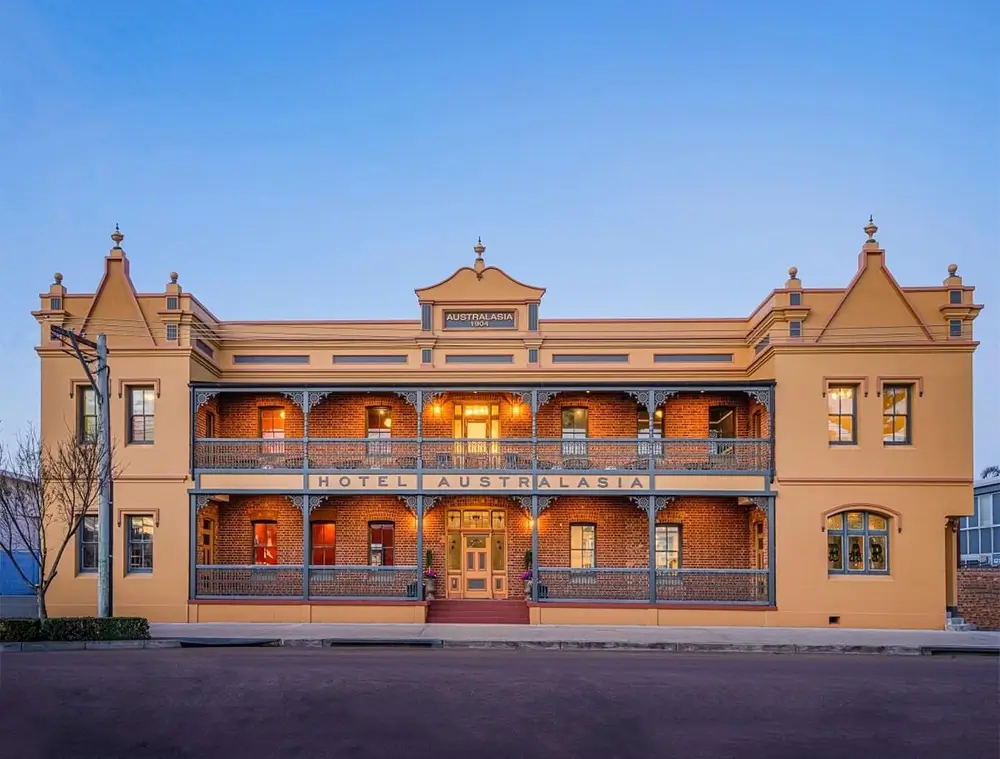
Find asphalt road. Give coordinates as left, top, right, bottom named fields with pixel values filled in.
left=1, top=648, right=997, bottom=759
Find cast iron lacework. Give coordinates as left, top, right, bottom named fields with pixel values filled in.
left=194, top=390, right=219, bottom=410
left=306, top=391, right=333, bottom=411
left=628, top=495, right=651, bottom=511
left=280, top=391, right=305, bottom=409
left=308, top=495, right=327, bottom=512
left=396, top=495, right=418, bottom=512
left=393, top=391, right=420, bottom=409
left=512, top=496, right=533, bottom=512
left=654, top=496, right=675, bottom=512
left=424, top=496, right=441, bottom=511
left=537, top=496, right=556, bottom=511
left=535, top=391, right=559, bottom=407
left=195, top=495, right=212, bottom=509
left=745, top=388, right=772, bottom=408
left=513, top=391, right=532, bottom=406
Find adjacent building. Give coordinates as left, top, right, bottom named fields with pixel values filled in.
left=32, top=220, right=982, bottom=628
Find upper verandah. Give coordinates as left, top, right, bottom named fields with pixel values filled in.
left=32, top=219, right=981, bottom=355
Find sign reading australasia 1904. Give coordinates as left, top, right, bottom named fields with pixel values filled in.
left=443, top=310, right=516, bottom=329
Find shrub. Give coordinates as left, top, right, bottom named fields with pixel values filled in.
left=0, top=618, right=43, bottom=642
left=39, top=617, right=151, bottom=642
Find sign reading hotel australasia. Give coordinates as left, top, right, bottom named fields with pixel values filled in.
left=309, top=473, right=650, bottom=492
left=443, top=310, right=516, bottom=329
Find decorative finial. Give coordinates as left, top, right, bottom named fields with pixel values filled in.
left=863, top=215, right=878, bottom=241
left=169, top=271, right=179, bottom=283
left=111, top=223, right=124, bottom=248
left=788, top=266, right=798, bottom=279
left=53, top=272, right=63, bottom=284
left=473, top=236, right=486, bottom=258
left=947, top=264, right=958, bottom=276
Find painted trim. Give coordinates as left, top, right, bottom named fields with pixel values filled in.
left=527, top=602, right=776, bottom=610
left=820, top=503, right=902, bottom=533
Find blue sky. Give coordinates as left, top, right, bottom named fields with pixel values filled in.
left=0, top=1, right=997, bottom=470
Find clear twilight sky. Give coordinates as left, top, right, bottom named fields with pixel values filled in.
left=0, top=1, right=996, bottom=471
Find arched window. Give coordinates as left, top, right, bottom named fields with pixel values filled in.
left=827, top=511, right=889, bottom=574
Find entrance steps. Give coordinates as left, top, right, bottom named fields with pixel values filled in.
left=427, top=600, right=529, bottom=625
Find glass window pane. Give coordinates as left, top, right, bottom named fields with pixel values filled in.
left=968, top=501, right=978, bottom=527
left=491, top=534, right=505, bottom=571
left=447, top=511, right=461, bottom=530
left=846, top=513, right=864, bottom=531
left=447, top=532, right=461, bottom=571
left=969, top=531, right=980, bottom=554
left=826, top=514, right=843, bottom=531
left=868, top=536, right=887, bottom=571
left=960, top=531, right=969, bottom=555
left=847, top=536, right=865, bottom=570
left=993, top=527, right=1000, bottom=553
left=981, top=529, right=993, bottom=554
left=867, top=514, right=887, bottom=531
left=980, top=495, right=993, bottom=527
left=828, top=535, right=843, bottom=571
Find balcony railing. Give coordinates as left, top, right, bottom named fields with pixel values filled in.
left=535, top=567, right=771, bottom=604
left=307, top=566, right=420, bottom=599
left=193, top=438, right=772, bottom=473
left=195, top=565, right=304, bottom=597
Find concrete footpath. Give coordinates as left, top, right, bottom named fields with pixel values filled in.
left=131, top=622, right=1000, bottom=656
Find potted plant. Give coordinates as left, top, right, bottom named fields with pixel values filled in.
left=423, top=550, right=438, bottom=600
left=522, top=550, right=533, bottom=596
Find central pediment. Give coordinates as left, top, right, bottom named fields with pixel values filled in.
left=415, top=242, right=545, bottom=305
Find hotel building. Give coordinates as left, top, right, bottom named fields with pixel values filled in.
left=33, top=220, right=982, bottom=628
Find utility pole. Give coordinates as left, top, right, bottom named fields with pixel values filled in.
left=50, top=325, right=113, bottom=617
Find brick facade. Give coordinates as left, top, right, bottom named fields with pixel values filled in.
left=194, top=390, right=771, bottom=441
left=958, top=568, right=1000, bottom=630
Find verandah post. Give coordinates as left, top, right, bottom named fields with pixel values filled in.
left=531, top=495, right=539, bottom=602
left=767, top=496, right=776, bottom=605
left=647, top=496, right=656, bottom=604
left=189, top=495, right=198, bottom=601
left=301, top=496, right=310, bottom=601
left=415, top=494, right=424, bottom=601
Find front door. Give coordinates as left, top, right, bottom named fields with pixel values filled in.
left=463, top=534, right=491, bottom=598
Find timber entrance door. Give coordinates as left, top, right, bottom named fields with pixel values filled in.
left=446, top=508, right=508, bottom=599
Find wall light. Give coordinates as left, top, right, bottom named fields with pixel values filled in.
left=433, top=403, right=442, bottom=416
left=279, top=410, right=286, bottom=419
left=512, top=402, right=522, bottom=417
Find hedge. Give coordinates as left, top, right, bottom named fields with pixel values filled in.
left=0, top=617, right=150, bottom=642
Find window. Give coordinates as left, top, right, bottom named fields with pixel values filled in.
left=561, top=407, right=588, bottom=457
left=126, top=515, right=154, bottom=573
left=949, top=319, right=962, bottom=337
left=252, top=521, right=278, bottom=565
left=369, top=522, right=395, bottom=566
left=949, top=290, right=962, bottom=304
left=827, top=386, right=857, bottom=444
left=79, top=514, right=98, bottom=572
left=78, top=386, right=97, bottom=443
left=259, top=407, right=285, bottom=455
left=655, top=524, right=681, bottom=569
left=570, top=523, right=596, bottom=568
left=961, top=494, right=1000, bottom=564
left=128, top=387, right=156, bottom=444
left=204, top=411, right=216, bottom=438
left=421, top=348, right=432, bottom=364
left=827, top=511, right=889, bottom=574
left=789, top=291, right=802, bottom=306
left=165, top=324, right=178, bottom=341
left=366, top=406, right=392, bottom=459
left=638, top=407, right=664, bottom=456
left=310, top=522, right=336, bottom=565
left=50, top=296, right=62, bottom=310
left=789, top=321, right=802, bottom=338
left=166, top=295, right=178, bottom=310
left=882, top=385, right=911, bottom=445
left=708, top=406, right=736, bottom=455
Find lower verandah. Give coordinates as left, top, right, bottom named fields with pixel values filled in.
left=193, top=495, right=772, bottom=606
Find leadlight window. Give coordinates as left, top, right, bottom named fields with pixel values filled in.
left=310, top=522, right=336, bottom=565
left=128, top=387, right=156, bottom=444
left=827, top=511, right=889, bottom=574
left=882, top=385, right=911, bottom=445
left=369, top=522, right=395, bottom=566
left=78, top=386, right=98, bottom=443
left=561, top=407, right=588, bottom=458
left=655, top=524, right=681, bottom=569
left=79, top=514, right=98, bottom=572
left=126, top=515, right=154, bottom=572
left=252, top=521, right=278, bottom=565
left=570, top=523, right=596, bottom=568
left=827, top=386, right=857, bottom=444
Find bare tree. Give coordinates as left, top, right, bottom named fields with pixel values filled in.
left=981, top=465, right=1000, bottom=480
left=0, top=426, right=111, bottom=619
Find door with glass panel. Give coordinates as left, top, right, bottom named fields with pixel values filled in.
left=463, top=534, right=491, bottom=598
left=454, top=403, right=500, bottom=467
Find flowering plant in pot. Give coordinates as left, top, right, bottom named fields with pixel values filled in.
left=423, top=550, right=438, bottom=600
left=520, top=570, right=533, bottom=596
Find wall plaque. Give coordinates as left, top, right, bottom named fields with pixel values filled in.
left=443, top=310, right=516, bottom=330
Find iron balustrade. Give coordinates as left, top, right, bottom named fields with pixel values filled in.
left=195, top=565, right=304, bottom=598
left=307, top=565, right=420, bottom=599
left=533, top=567, right=772, bottom=604
left=534, top=568, right=651, bottom=601
left=654, top=568, right=771, bottom=604
left=193, top=437, right=773, bottom=473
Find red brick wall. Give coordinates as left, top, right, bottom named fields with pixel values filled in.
left=310, top=394, right=418, bottom=438
left=194, top=390, right=770, bottom=441
left=211, top=495, right=304, bottom=564
left=958, top=568, right=1000, bottom=630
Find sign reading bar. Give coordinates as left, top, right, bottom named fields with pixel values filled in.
left=308, top=473, right=649, bottom=492
left=443, top=310, right=516, bottom=330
